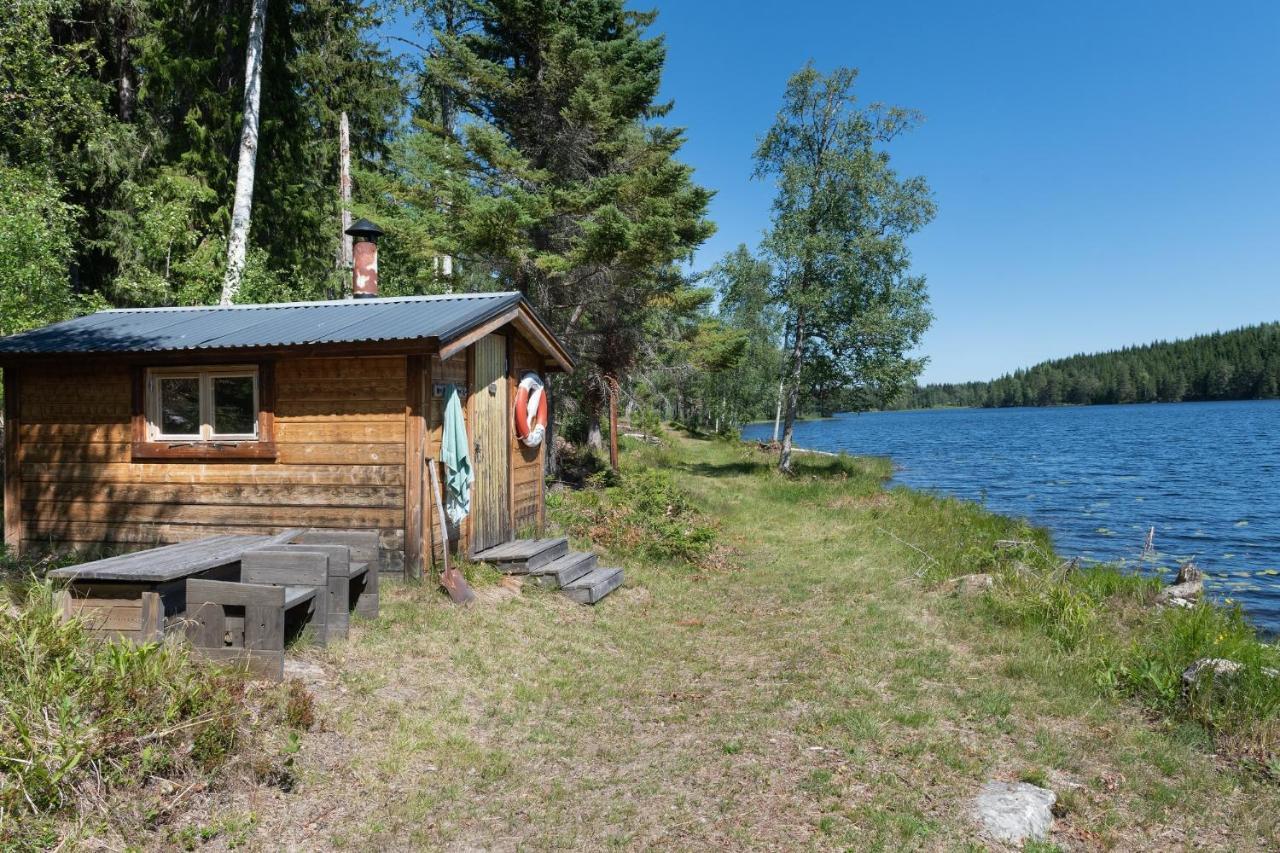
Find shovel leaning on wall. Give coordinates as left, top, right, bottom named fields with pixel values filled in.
left=425, top=455, right=476, bottom=605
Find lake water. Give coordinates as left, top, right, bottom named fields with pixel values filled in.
left=743, top=400, right=1280, bottom=635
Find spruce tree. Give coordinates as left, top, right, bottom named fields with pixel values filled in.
left=386, top=0, right=714, bottom=442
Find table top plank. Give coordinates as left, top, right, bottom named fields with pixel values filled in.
left=48, top=534, right=296, bottom=583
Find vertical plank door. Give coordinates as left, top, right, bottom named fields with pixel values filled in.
left=471, top=334, right=511, bottom=551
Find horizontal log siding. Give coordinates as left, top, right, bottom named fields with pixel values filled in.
left=511, top=338, right=545, bottom=532
left=17, top=357, right=408, bottom=572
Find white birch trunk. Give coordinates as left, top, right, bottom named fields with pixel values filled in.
left=219, top=0, right=269, bottom=306
left=338, top=111, right=352, bottom=271
left=772, top=377, right=784, bottom=442
left=779, top=310, right=805, bottom=473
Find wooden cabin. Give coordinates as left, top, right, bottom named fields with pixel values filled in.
left=0, top=278, right=573, bottom=580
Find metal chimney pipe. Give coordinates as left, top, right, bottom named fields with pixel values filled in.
left=344, top=218, right=384, bottom=298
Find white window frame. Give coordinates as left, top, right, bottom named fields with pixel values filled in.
left=146, top=366, right=260, bottom=442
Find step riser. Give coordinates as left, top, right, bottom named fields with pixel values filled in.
left=530, top=553, right=597, bottom=589
left=521, top=540, right=569, bottom=571
left=561, top=568, right=624, bottom=605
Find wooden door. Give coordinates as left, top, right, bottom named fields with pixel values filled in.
left=471, top=334, right=511, bottom=551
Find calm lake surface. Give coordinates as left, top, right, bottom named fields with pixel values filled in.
left=743, top=400, right=1280, bottom=635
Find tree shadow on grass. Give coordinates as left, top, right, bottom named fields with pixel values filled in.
left=680, top=460, right=773, bottom=478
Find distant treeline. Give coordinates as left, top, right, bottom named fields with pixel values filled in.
left=894, top=323, right=1280, bottom=409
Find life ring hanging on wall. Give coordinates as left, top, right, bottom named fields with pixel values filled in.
left=514, top=372, right=548, bottom=448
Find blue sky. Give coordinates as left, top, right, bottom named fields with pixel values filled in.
left=653, top=0, right=1279, bottom=383
left=381, top=2, right=1279, bottom=384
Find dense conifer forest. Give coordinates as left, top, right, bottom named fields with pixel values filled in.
left=893, top=323, right=1280, bottom=409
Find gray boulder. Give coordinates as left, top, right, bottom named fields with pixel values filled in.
left=1158, top=561, right=1204, bottom=606
left=971, top=780, right=1055, bottom=845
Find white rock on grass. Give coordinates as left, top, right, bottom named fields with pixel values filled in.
left=952, top=573, right=995, bottom=595
left=1182, top=657, right=1279, bottom=690
left=971, top=781, right=1056, bottom=845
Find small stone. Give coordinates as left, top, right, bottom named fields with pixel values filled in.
left=953, top=573, right=995, bottom=595
left=971, top=781, right=1056, bottom=844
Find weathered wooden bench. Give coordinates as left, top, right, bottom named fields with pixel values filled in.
left=185, top=539, right=379, bottom=679
left=251, top=543, right=372, bottom=642
left=185, top=574, right=323, bottom=682
left=293, top=529, right=380, bottom=619
left=48, top=531, right=302, bottom=642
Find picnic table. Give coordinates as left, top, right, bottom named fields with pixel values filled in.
left=49, top=531, right=301, bottom=642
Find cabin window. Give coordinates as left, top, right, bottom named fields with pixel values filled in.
left=146, top=367, right=260, bottom=442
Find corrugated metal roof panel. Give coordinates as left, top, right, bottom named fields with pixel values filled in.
left=0, top=292, right=524, bottom=355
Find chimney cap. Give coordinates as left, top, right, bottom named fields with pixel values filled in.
left=345, top=218, right=384, bottom=241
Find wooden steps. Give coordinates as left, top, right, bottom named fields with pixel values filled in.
left=474, top=539, right=622, bottom=605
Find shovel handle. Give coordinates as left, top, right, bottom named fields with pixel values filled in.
left=426, top=457, right=451, bottom=577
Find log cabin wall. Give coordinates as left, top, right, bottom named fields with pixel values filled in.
left=14, top=355, right=408, bottom=575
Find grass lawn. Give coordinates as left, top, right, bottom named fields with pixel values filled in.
left=48, top=435, right=1280, bottom=849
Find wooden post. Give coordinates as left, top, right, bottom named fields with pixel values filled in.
left=606, top=375, right=620, bottom=473
left=506, top=334, right=517, bottom=533
left=462, top=344, right=476, bottom=557
left=3, top=366, right=21, bottom=555
left=338, top=111, right=352, bottom=272
left=405, top=354, right=425, bottom=580
left=421, top=358, right=434, bottom=579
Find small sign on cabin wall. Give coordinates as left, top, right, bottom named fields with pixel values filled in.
left=433, top=383, right=467, bottom=400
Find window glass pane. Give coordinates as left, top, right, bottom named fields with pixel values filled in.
left=212, top=376, right=256, bottom=435
left=159, top=377, right=201, bottom=436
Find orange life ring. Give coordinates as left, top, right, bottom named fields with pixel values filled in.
left=513, top=372, right=548, bottom=447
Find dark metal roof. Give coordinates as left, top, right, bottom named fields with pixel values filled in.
left=0, top=292, right=524, bottom=355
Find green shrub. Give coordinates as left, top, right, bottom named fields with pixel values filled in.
left=0, top=582, right=265, bottom=846
left=549, top=464, right=717, bottom=566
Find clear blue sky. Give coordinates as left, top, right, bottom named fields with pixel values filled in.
left=655, top=0, right=1279, bottom=383
left=380, top=1, right=1279, bottom=384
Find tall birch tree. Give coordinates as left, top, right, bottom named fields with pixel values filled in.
left=755, top=64, right=934, bottom=473
left=220, top=0, right=268, bottom=305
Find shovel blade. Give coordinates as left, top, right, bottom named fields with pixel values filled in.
left=440, top=568, right=476, bottom=605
